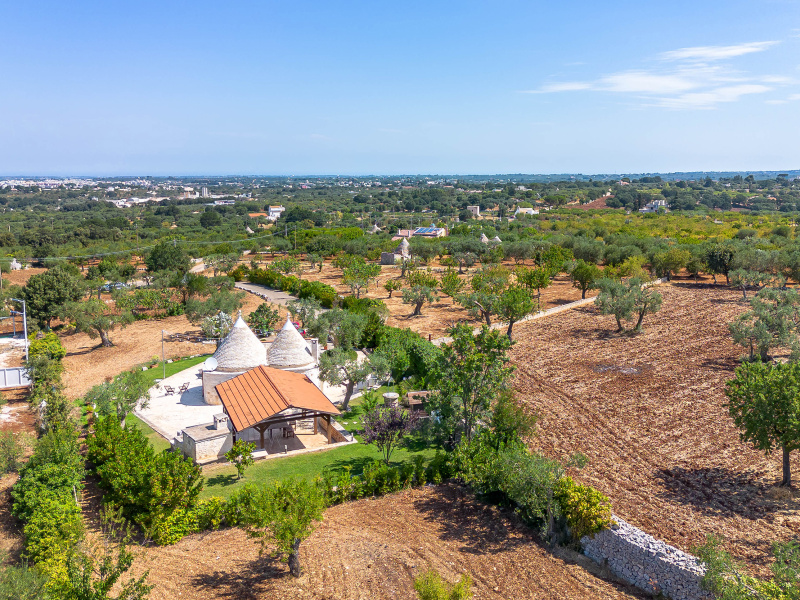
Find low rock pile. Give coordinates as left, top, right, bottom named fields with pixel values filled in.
left=582, top=516, right=712, bottom=600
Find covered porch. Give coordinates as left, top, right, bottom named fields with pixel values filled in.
left=215, top=365, right=350, bottom=458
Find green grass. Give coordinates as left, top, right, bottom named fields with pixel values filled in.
left=140, top=354, right=211, bottom=388
left=201, top=438, right=436, bottom=499
left=201, top=387, right=437, bottom=498
left=127, top=414, right=172, bottom=453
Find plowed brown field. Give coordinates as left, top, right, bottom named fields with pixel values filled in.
left=129, top=485, right=644, bottom=600
left=511, top=282, right=800, bottom=573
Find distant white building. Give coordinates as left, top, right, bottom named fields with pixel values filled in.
left=514, top=206, right=539, bottom=217
left=268, top=205, right=286, bottom=221
left=467, top=205, right=481, bottom=217
left=639, top=199, right=668, bottom=213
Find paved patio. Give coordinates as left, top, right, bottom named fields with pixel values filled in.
left=135, top=364, right=219, bottom=440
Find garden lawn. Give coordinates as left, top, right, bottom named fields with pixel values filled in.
left=140, top=354, right=210, bottom=388
left=201, top=436, right=436, bottom=499
left=127, top=414, right=172, bottom=453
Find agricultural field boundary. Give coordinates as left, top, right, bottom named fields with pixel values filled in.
left=582, top=516, right=711, bottom=600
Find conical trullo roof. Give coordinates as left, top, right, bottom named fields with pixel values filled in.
left=394, top=237, right=411, bottom=257
left=480, top=233, right=489, bottom=244
left=492, top=236, right=502, bottom=243
left=213, top=314, right=267, bottom=372
left=369, top=223, right=381, bottom=234
left=268, top=316, right=314, bottom=369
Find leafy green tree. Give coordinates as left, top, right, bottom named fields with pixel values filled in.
left=402, top=270, right=439, bottom=316
left=85, top=369, right=150, bottom=426
left=383, top=279, right=402, bottom=298
left=515, top=266, right=551, bottom=303
left=729, top=269, right=774, bottom=301
left=22, top=266, right=83, bottom=329
left=497, top=285, right=536, bottom=339
left=240, top=479, right=327, bottom=577
left=145, top=240, right=190, bottom=274
left=342, top=261, right=381, bottom=298
left=705, top=243, right=737, bottom=285
left=307, top=253, right=324, bottom=272
left=489, top=391, right=538, bottom=451
left=248, top=304, right=281, bottom=336
left=569, top=260, right=601, bottom=299
left=0, top=560, right=48, bottom=599
left=430, top=324, right=513, bottom=445
left=595, top=277, right=662, bottom=333
left=652, top=247, right=691, bottom=280
left=184, top=288, right=245, bottom=323
left=726, top=360, right=800, bottom=486
left=200, top=209, right=222, bottom=228
left=457, top=265, right=511, bottom=326
left=61, top=299, right=134, bottom=347
left=453, top=252, right=477, bottom=274
left=308, top=308, right=366, bottom=351
left=729, top=288, right=800, bottom=362
left=271, top=257, right=301, bottom=276
left=319, top=348, right=389, bottom=410
left=286, top=297, right=321, bottom=328
left=439, top=269, right=464, bottom=298
left=225, top=439, right=256, bottom=480
left=201, top=311, right=233, bottom=341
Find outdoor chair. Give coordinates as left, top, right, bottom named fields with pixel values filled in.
left=178, top=382, right=190, bottom=394
left=163, top=385, right=175, bottom=396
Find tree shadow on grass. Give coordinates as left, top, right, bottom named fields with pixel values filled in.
left=412, top=484, right=531, bottom=556
left=655, top=466, right=795, bottom=521
left=191, top=555, right=287, bottom=599
left=206, top=473, right=238, bottom=488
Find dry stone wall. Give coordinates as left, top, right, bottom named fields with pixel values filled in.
left=581, top=516, right=712, bottom=600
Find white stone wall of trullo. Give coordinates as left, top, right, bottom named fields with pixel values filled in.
left=581, top=516, right=713, bottom=600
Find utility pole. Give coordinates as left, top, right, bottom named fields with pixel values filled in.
left=11, top=298, right=28, bottom=362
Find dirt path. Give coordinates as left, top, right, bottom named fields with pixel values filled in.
left=130, top=485, right=644, bottom=600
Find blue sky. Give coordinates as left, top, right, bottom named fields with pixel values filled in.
left=2, top=0, right=799, bottom=175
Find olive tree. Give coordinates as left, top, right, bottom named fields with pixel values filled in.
left=61, top=298, right=134, bottom=347
left=725, top=360, right=800, bottom=486
left=729, top=288, right=800, bottom=362
left=402, top=270, right=439, bottom=317
left=594, top=277, right=662, bottom=333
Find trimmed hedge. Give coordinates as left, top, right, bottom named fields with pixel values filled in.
left=247, top=268, right=338, bottom=308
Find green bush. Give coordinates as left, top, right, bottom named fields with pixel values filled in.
left=248, top=268, right=337, bottom=308
left=11, top=463, right=84, bottom=522
left=0, top=431, right=25, bottom=474
left=554, top=476, right=612, bottom=541
left=425, top=451, right=453, bottom=484
left=28, top=331, right=66, bottom=361
left=23, top=497, right=84, bottom=564
left=414, top=570, right=473, bottom=600
left=150, top=508, right=199, bottom=546
left=195, top=497, right=227, bottom=531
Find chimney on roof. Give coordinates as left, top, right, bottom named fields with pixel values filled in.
left=309, top=338, right=320, bottom=362
left=213, top=414, right=229, bottom=431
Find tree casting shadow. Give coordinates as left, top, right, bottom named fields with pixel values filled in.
left=191, top=555, right=287, bottom=599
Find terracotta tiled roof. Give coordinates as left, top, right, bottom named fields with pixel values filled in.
left=215, top=366, right=339, bottom=432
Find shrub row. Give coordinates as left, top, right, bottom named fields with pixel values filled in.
left=87, top=417, right=204, bottom=545
left=246, top=267, right=338, bottom=307
left=10, top=428, right=85, bottom=573
left=452, top=432, right=612, bottom=542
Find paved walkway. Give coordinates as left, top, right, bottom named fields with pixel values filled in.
left=234, top=282, right=298, bottom=307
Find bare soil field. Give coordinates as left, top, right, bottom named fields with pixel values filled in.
left=128, top=485, right=644, bottom=600
left=1, top=267, right=46, bottom=287
left=510, top=282, right=800, bottom=573
left=59, top=290, right=271, bottom=399
left=262, top=259, right=596, bottom=340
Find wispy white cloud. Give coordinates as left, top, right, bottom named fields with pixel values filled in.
left=528, top=39, right=794, bottom=109
left=659, top=41, right=777, bottom=62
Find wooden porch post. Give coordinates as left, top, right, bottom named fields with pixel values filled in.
left=324, top=414, right=332, bottom=444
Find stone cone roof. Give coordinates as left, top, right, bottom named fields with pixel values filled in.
left=480, top=233, right=489, bottom=244
left=213, top=314, right=267, bottom=372
left=268, top=316, right=314, bottom=369
left=394, top=237, right=411, bottom=257
left=369, top=223, right=381, bottom=234
left=492, top=236, right=502, bottom=243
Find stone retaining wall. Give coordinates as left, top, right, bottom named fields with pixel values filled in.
left=581, top=516, right=712, bottom=600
